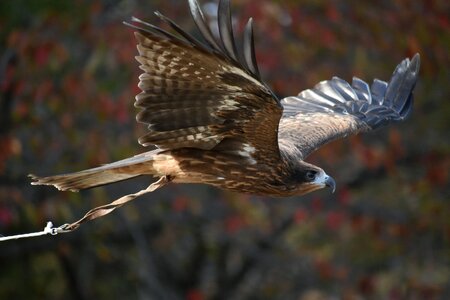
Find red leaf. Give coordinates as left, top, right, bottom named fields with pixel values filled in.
left=337, top=188, right=351, bottom=206
left=294, top=207, right=308, bottom=224
left=186, top=289, right=203, bottom=300
left=34, top=44, right=51, bottom=66
left=225, top=215, right=246, bottom=233
left=311, top=197, right=323, bottom=213
left=326, top=210, right=345, bottom=230
left=326, top=3, right=340, bottom=22
left=172, top=196, right=189, bottom=213
left=0, top=206, right=13, bottom=226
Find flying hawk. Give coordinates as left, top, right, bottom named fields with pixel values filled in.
left=31, top=0, right=420, bottom=198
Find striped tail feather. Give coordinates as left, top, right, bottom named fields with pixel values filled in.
left=29, top=151, right=158, bottom=192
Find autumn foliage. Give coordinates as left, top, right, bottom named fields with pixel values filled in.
left=0, top=0, right=449, bottom=299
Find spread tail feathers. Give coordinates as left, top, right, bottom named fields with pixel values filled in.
left=30, top=151, right=158, bottom=192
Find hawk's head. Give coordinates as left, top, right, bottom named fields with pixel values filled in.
left=287, top=161, right=336, bottom=196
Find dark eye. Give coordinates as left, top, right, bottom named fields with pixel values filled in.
left=305, top=170, right=317, bottom=181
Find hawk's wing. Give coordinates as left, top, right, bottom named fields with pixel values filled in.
left=278, top=54, right=420, bottom=159
left=125, top=0, right=282, bottom=163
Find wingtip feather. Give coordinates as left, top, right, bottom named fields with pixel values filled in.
left=218, top=0, right=238, bottom=61
left=410, top=53, right=421, bottom=76
left=243, top=17, right=260, bottom=77
left=188, top=0, right=222, bottom=51
left=386, top=53, right=420, bottom=114
left=281, top=53, right=420, bottom=131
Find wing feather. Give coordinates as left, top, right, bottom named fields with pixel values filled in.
left=371, top=79, right=388, bottom=105
left=153, top=12, right=205, bottom=49
left=125, top=0, right=281, bottom=164
left=279, top=54, right=420, bottom=159
left=243, top=18, right=260, bottom=78
left=188, top=0, right=223, bottom=51
left=218, top=0, right=239, bottom=61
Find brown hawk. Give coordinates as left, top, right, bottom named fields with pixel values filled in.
left=31, top=0, right=420, bottom=198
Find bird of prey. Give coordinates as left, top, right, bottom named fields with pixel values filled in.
left=31, top=0, right=420, bottom=199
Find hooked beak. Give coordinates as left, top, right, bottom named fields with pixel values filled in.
left=324, top=175, right=336, bottom=193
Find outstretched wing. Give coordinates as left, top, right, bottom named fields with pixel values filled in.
left=125, top=0, right=282, bottom=163
left=278, top=54, right=420, bottom=159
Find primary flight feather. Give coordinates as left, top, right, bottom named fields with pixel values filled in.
left=31, top=0, right=420, bottom=198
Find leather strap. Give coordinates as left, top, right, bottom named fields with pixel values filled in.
left=60, top=176, right=170, bottom=232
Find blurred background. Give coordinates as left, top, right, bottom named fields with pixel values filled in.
left=0, top=0, right=448, bottom=299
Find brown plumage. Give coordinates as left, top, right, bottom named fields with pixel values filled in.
left=30, top=0, right=420, bottom=198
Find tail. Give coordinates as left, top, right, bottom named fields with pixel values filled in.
left=30, top=150, right=159, bottom=192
